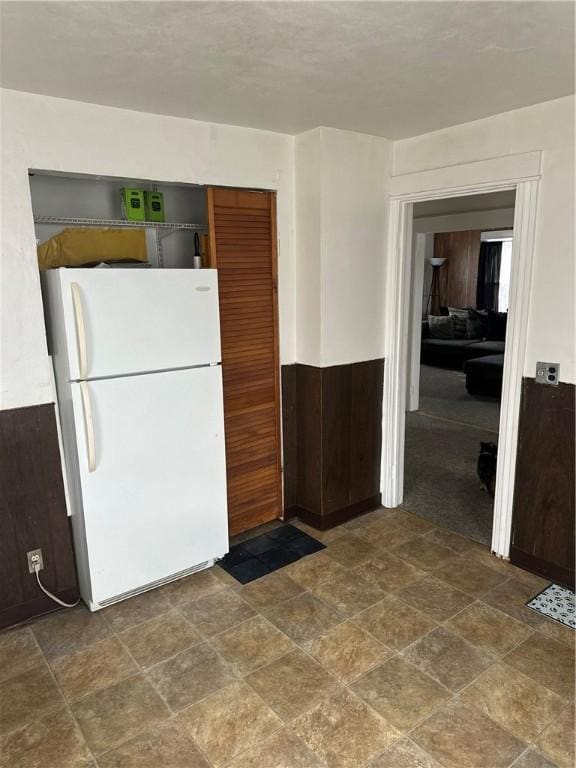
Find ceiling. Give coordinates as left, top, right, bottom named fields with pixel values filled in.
left=413, top=190, right=516, bottom=218
left=1, top=2, right=574, bottom=139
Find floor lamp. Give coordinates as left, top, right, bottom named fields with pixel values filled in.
left=425, top=257, right=447, bottom=316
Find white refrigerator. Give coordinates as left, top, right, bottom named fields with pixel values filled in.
left=42, top=268, right=229, bottom=611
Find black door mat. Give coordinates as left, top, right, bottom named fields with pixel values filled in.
left=219, top=524, right=326, bottom=584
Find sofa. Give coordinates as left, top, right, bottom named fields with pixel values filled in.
left=463, top=353, right=504, bottom=397
left=420, top=336, right=504, bottom=371
left=420, top=332, right=505, bottom=368
left=420, top=308, right=507, bottom=395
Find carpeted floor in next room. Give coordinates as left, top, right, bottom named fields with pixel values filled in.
left=402, top=364, right=500, bottom=545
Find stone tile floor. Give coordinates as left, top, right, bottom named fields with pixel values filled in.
left=0, top=508, right=574, bottom=768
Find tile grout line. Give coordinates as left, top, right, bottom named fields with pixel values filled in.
left=355, top=585, right=552, bottom=752
left=99, top=599, right=219, bottom=768
left=4, top=519, right=571, bottom=767
left=168, top=600, right=344, bottom=767
left=99, top=597, right=207, bottom=762
left=522, top=698, right=576, bottom=761
left=178, top=585, right=400, bottom=767
left=124, top=604, right=315, bottom=763
left=0, top=630, right=57, bottom=739
left=400, top=616, right=572, bottom=759
left=237, top=581, right=424, bottom=766
left=28, top=624, right=101, bottom=766
left=221, top=539, right=572, bottom=767
left=115, top=609, right=202, bottom=666
left=333, top=543, right=570, bottom=750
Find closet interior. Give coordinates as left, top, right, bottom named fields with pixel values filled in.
left=31, top=171, right=283, bottom=538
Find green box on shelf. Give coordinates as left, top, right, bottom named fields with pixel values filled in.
left=121, top=188, right=145, bottom=221
left=144, top=191, right=165, bottom=222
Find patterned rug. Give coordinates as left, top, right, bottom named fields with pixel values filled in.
left=526, top=583, right=576, bottom=629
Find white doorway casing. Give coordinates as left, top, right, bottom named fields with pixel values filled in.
left=381, top=152, right=541, bottom=558
left=406, top=232, right=433, bottom=413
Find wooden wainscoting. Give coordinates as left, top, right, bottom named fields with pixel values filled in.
left=280, top=365, right=298, bottom=511
left=510, top=379, right=575, bottom=588
left=283, top=359, right=384, bottom=529
left=0, top=404, right=78, bottom=629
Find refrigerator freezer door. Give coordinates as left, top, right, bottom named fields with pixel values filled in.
left=55, top=269, right=221, bottom=380
left=70, top=365, right=228, bottom=607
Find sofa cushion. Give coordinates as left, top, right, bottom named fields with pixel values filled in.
left=447, top=307, right=468, bottom=338
left=466, top=309, right=490, bottom=339
left=467, top=340, right=505, bottom=356
left=463, top=353, right=505, bottom=380
left=428, top=315, right=455, bottom=339
left=421, top=338, right=479, bottom=350
left=487, top=311, right=508, bottom=341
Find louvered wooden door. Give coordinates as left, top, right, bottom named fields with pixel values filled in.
left=207, top=188, right=283, bottom=536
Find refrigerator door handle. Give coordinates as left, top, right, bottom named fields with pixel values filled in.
left=80, top=381, right=97, bottom=472
left=71, top=282, right=88, bottom=379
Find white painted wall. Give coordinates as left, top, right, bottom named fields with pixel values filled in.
left=0, top=89, right=295, bottom=410
left=295, top=127, right=392, bottom=366
left=2, top=89, right=573, bottom=412
left=320, top=129, right=392, bottom=366
left=295, top=129, right=322, bottom=366
left=394, top=95, right=575, bottom=383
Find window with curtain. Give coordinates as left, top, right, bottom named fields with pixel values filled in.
left=498, top=239, right=512, bottom=311
left=477, top=236, right=513, bottom=312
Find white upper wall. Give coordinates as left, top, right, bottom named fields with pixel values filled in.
left=295, top=127, right=391, bottom=366
left=1, top=89, right=573, bottom=411
left=0, top=88, right=295, bottom=410
left=295, top=129, right=322, bottom=366
left=319, top=129, right=391, bottom=366
left=394, top=96, right=575, bottom=383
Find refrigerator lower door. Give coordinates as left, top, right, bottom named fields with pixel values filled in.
left=70, top=365, right=228, bottom=609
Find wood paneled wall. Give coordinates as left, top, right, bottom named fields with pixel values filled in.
left=0, top=404, right=78, bottom=629
left=280, top=365, right=298, bottom=511
left=510, top=379, right=575, bottom=588
left=434, top=230, right=481, bottom=309
left=282, top=360, right=384, bottom=529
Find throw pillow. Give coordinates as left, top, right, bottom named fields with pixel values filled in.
left=448, top=307, right=468, bottom=339
left=466, top=309, right=489, bottom=340
left=487, top=311, right=508, bottom=341
left=428, top=315, right=455, bottom=339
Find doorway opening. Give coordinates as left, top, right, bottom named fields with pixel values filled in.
left=381, top=174, right=539, bottom=558
left=404, top=191, right=515, bottom=545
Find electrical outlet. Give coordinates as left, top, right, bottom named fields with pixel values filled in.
left=536, top=362, right=560, bottom=386
left=27, top=548, right=44, bottom=574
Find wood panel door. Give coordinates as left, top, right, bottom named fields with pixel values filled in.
left=435, top=230, right=481, bottom=308
left=207, top=188, right=282, bottom=536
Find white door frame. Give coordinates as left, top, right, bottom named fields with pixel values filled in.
left=406, top=232, right=433, bottom=413
left=381, top=159, right=540, bottom=558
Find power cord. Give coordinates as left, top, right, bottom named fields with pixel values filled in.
left=33, top=563, right=80, bottom=608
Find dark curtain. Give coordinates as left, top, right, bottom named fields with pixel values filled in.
left=476, top=241, right=502, bottom=310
